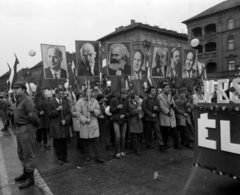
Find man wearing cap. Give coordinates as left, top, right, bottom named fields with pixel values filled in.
left=175, top=88, right=193, bottom=148
left=0, top=93, right=10, bottom=131
left=159, top=83, right=181, bottom=149
left=13, top=80, right=40, bottom=189
left=193, top=86, right=206, bottom=106
left=142, top=86, right=166, bottom=151
left=110, top=88, right=130, bottom=158
left=48, top=88, right=72, bottom=165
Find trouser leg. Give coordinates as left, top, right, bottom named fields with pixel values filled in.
left=171, top=127, right=179, bottom=147
left=17, top=125, right=36, bottom=171
left=161, top=126, right=169, bottom=146
left=120, top=123, right=127, bottom=152
left=42, top=128, right=48, bottom=145
left=153, top=122, right=164, bottom=146
left=83, top=139, right=90, bottom=157
left=131, top=133, right=139, bottom=152
left=144, top=121, right=152, bottom=147
left=93, top=137, right=102, bottom=159
left=36, top=129, right=42, bottom=143
left=55, top=139, right=64, bottom=160
left=113, top=122, right=120, bottom=153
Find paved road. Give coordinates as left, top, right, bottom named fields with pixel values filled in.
left=0, top=121, right=239, bottom=195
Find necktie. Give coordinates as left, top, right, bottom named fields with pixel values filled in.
left=54, top=73, right=58, bottom=79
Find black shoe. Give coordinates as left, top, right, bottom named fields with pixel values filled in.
left=96, top=158, right=105, bottom=163
left=58, top=160, right=64, bottom=165
left=135, top=151, right=141, bottom=156
left=19, top=171, right=35, bottom=189
left=86, top=157, right=90, bottom=162
left=106, top=146, right=111, bottom=151
left=174, top=146, right=182, bottom=150
left=15, top=168, right=27, bottom=182
left=146, top=145, right=153, bottom=149
left=63, top=158, right=70, bottom=163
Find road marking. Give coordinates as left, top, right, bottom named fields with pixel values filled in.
left=0, top=141, right=12, bottom=195
left=8, top=128, right=53, bottom=195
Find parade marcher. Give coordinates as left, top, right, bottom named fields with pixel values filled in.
left=36, top=92, right=51, bottom=149
left=142, top=86, right=166, bottom=151
left=129, top=92, right=144, bottom=156
left=174, top=88, right=193, bottom=148
left=159, top=84, right=181, bottom=149
left=193, top=86, right=206, bottom=106
left=97, top=94, right=111, bottom=151
left=48, top=88, right=72, bottom=165
left=76, top=88, right=104, bottom=163
left=13, top=81, right=40, bottom=189
left=0, top=93, right=10, bottom=131
left=110, top=88, right=130, bottom=158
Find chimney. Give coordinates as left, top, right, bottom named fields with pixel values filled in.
left=115, top=28, right=118, bottom=31
left=131, top=19, right=135, bottom=25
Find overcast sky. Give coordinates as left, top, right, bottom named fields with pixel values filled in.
left=0, top=0, right=225, bottom=76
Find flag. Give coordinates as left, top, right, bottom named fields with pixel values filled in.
left=34, top=70, right=49, bottom=106
left=67, top=61, right=77, bottom=92
left=132, top=79, right=147, bottom=98
left=7, top=62, right=11, bottom=72
left=11, top=54, right=19, bottom=89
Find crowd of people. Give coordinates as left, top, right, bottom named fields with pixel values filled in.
left=0, top=79, right=206, bottom=189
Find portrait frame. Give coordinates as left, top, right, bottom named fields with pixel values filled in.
left=182, top=49, right=198, bottom=79
left=166, top=47, right=183, bottom=78
left=106, top=41, right=132, bottom=77
left=131, top=49, right=146, bottom=80
left=150, top=46, right=169, bottom=78
left=75, top=40, right=100, bottom=78
left=41, top=44, right=68, bottom=80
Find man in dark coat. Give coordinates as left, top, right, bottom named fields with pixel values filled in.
left=142, top=86, right=166, bottom=151
left=48, top=88, right=71, bottom=165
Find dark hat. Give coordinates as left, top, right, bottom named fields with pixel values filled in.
left=13, top=80, right=27, bottom=90
left=97, top=94, right=104, bottom=102
left=178, top=87, right=187, bottom=94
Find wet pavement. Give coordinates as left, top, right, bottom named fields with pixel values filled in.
left=0, top=120, right=239, bottom=195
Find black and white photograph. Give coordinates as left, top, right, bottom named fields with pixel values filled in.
left=166, top=47, right=183, bottom=78
left=132, top=49, right=146, bottom=80
left=182, top=49, right=198, bottom=78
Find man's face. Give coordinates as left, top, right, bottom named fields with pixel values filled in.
left=179, top=92, right=186, bottom=99
left=57, top=91, right=64, bottom=100
left=133, top=51, right=143, bottom=72
left=110, top=46, right=122, bottom=64
left=163, top=85, right=170, bottom=94
left=13, top=87, right=25, bottom=96
left=48, top=47, right=62, bottom=71
left=185, top=52, right=194, bottom=71
left=156, top=50, right=167, bottom=67
left=81, top=44, right=96, bottom=67
left=172, top=50, right=180, bottom=65
left=150, top=88, right=156, bottom=96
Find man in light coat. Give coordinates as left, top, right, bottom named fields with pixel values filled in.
left=76, top=88, right=104, bottom=163
left=158, top=84, right=181, bottom=149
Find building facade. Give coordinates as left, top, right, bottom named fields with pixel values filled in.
left=183, top=0, right=240, bottom=80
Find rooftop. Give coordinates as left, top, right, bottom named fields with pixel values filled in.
left=182, top=0, right=240, bottom=24
left=98, top=20, right=187, bottom=41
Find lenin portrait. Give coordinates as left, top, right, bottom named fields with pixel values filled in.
left=76, top=41, right=100, bottom=77
left=182, top=49, right=198, bottom=78
left=41, top=44, right=68, bottom=79
left=106, top=41, right=132, bottom=76
left=151, top=46, right=168, bottom=78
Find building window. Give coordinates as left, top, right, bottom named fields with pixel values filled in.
left=228, top=19, right=234, bottom=30
left=206, top=62, right=217, bottom=73
left=228, top=60, right=235, bottom=70
left=228, top=38, right=234, bottom=50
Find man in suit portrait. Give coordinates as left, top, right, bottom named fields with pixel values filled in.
left=108, top=43, right=131, bottom=76
left=45, top=46, right=67, bottom=79
left=132, top=50, right=146, bottom=80
left=77, top=43, right=99, bottom=76
left=182, top=51, right=197, bottom=78
left=166, top=47, right=182, bottom=77
left=152, top=47, right=168, bottom=77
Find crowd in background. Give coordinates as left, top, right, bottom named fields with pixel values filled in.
left=0, top=81, right=207, bottom=165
